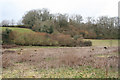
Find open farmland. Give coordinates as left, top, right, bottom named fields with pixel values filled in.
left=2, top=45, right=119, bottom=78
left=1, top=27, right=119, bottom=78
left=0, top=1, right=119, bottom=79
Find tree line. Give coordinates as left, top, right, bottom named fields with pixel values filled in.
left=1, top=8, right=119, bottom=39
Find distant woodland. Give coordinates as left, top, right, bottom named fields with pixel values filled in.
left=1, top=8, right=119, bottom=46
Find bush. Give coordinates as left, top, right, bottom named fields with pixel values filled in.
left=50, top=34, right=76, bottom=47
left=73, top=35, right=83, bottom=40
left=84, top=32, right=97, bottom=39
left=75, top=39, right=92, bottom=47
left=83, top=41, right=92, bottom=46
left=2, top=28, right=12, bottom=44
left=50, top=34, right=92, bottom=47
left=12, top=32, right=59, bottom=46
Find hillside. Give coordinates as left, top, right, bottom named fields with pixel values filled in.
left=1, top=27, right=35, bottom=33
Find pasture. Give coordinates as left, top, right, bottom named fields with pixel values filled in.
left=1, top=27, right=119, bottom=78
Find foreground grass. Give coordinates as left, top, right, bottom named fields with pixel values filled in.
left=2, top=63, right=118, bottom=78
left=84, top=39, right=119, bottom=47
left=2, top=50, right=118, bottom=78
left=2, top=45, right=118, bottom=78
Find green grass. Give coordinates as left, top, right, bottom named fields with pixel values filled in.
left=84, top=39, right=119, bottom=47
left=1, top=27, right=35, bottom=33
left=37, top=66, right=117, bottom=78
left=94, top=52, right=118, bottom=58
left=2, top=64, right=118, bottom=78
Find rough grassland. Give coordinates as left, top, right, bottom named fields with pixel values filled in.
left=2, top=46, right=118, bottom=78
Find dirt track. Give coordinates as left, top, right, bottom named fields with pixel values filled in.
left=2, top=46, right=118, bottom=71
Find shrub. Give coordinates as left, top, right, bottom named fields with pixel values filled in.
left=2, top=28, right=12, bottom=44
left=73, top=35, right=83, bottom=40
left=75, top=38, right=92, bottom=47
left=75, top=38, right=83, bottom=47
left=11, top=32, right=58, bottom=46
left=50, top=34, right=76, bottom=47
left=84, top=32, right=97, bottom=39
left=83, top=41, right=92, bottom=46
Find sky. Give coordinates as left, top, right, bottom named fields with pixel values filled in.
left=0, top=0, right=119, bottom=23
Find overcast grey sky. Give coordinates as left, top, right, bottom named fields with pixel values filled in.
left=0, top=0, right=119, bottom=22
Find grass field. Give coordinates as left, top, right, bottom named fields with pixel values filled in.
left=84, top=39, right=119, bottom=47
left=1, top=27, right=35, bottom=33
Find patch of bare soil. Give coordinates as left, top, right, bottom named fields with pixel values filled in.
left=2, top=46, right=118, bottom=71
left=2, top=44, right=20, bottom=49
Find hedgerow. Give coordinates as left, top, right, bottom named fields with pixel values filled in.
left=2, top=29, right=92, bottom=47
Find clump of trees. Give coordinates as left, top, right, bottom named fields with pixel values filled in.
left=22, top=8, right=54, bottom=34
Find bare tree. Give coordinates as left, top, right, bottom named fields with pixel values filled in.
left=11, top=19, right=15, bottom=25
left=76, top=15, right=83, bottom=23
left=1, top=20, right=10, bottom=26
left=17, top=20, right=23, bottom=25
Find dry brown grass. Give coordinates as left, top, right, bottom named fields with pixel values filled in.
left=2, top=47, right=118, bottom=72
